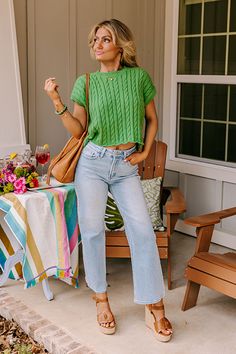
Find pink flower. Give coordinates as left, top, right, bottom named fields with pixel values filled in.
left=2, top=171, right=10, bottom=182
left=6, top=173, right=17, bottom=183
left=14, top=186, right=27, bottom=194
left=14, top=177, right=27, bottom=194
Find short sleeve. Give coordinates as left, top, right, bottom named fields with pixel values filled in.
left=142, top=69, right=156, bottom=106
left=70, top=74, right=86, bottom=107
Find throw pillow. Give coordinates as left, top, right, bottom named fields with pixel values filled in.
left=104, top=177, right=164, bottom=232
left=141, top=177, right=165, bottom=231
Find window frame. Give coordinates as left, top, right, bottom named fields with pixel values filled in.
left=163, top=0, right=236, bottom=183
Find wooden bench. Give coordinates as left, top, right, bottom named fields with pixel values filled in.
left=105, top=140, right=186, bottom=289
left=182, top=207, right=236, bottom=311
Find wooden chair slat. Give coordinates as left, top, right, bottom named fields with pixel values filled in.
left=142, top=143, right=156, bottom=179
left=154, top=141, right=167, bottom=179
left=189, top=255, right=236, bottom=283
left=184, top=268, right=236, bottom=298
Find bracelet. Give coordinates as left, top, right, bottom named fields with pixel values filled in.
left=55, top=104, right=68, bottom=115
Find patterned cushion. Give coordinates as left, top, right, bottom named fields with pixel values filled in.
left=140, top=177, right=164, bottom=231
left=105, top=177, right=164, bottom=231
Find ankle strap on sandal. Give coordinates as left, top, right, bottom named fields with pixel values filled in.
left=92, top=295, right=109, bottom=304
left=147, top=304, right=165, bottom=311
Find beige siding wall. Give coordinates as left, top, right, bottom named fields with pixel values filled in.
left=13, top=0, right=165, bottom=156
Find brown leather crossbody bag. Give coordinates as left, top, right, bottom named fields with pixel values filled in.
left=46, top=73, right=90, bottom=184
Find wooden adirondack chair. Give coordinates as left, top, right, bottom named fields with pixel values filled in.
left=105, top=140, right=186, bottom=289
left=182, top=207, right=236, bottom=311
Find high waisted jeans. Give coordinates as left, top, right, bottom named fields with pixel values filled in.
left=74, top=141, right=165, bottom=304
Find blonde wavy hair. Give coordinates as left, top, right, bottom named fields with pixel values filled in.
left=88, top=19, right=138, bottom=67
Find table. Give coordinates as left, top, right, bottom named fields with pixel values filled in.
left=0, top=183, right=80, bottom=300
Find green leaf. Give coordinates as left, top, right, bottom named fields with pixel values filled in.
left=105, top=195, right=124, bottom=230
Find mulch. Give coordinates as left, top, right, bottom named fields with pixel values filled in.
left=0, top=315, right=48, bottom=353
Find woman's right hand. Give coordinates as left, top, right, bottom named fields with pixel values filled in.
left=44, top=77, right=61, bottom=102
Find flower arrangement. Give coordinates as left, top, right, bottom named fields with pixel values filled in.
left=0, top=161, right=39, bottom=195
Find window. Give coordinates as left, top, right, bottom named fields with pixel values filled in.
left=178, top=0, right=230, bottom=76
left=178, top=83, right=236, bottom=165
left=163, top=0, right=236, bottom=182
left=177, top=0, right=236, bottom=165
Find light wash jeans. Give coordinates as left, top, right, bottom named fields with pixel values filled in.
left=74, top=141, right=165, bottom=304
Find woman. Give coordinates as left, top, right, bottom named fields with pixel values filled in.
left=44, top=18, right=172, bottom=342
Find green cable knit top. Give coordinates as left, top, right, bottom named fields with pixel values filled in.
left=70, top=66, right=156, bottom=147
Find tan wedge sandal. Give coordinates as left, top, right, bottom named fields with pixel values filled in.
left=145, top=303, right=173, bottom=342
left=93, top=295, right=116, bottom=335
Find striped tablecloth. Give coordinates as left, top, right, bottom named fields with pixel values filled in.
left=0, top=184, right=80, bottom=289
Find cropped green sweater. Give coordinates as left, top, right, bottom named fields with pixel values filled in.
left=70, top=66, right=156, bottom=147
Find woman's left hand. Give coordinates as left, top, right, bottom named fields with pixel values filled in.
left=124, top=151, right=147, bottom=165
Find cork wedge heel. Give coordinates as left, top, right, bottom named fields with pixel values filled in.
left=145, top=304, right=172, bottom=342
left=93, top=295, right=116, bottom=335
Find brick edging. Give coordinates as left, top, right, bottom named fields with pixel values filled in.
left=0, top=289, right=98, bottom=354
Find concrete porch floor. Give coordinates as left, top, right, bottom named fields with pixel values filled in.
left=2, top=232, right=236, bottom=354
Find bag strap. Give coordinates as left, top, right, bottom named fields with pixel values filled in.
left=46, top=74, right=90, bottom=184
left=77, top=73, right=90, bottom=138
left=85, top=72, right=90, bottom=131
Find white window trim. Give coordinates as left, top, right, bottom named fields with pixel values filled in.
left=163, top=0, right=236, bottom=184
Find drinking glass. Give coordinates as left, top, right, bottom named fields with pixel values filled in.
left=35, top=145, right=50, bottom=182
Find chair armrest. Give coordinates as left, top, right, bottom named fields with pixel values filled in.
left=184, top=207, right=236, bottom=228
left=163, top=187, right=186, bottom=214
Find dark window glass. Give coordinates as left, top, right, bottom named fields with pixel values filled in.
left=179, top=120, right=201, bottom=157
left=178, top=3, right=201, bottom=35
left=202, top=36, right=226, bottom=74
left=228, top=36, right=236, bottom=75
left=185, top=3, right=202, bottom=34
left=178, top=37, right=200, bottom=74
left=180, top=83, right=202, bottom=118
left=230, top=0, right=236, bottom=31
left=204, top=0, right=228, bottom=33
left=228, top=125, right=236, bottom=162
left=202, top=122, right=226, bottom=160
left=204, top=84, right=227, bottom=121
left=229, top=86, right=236, bottom=122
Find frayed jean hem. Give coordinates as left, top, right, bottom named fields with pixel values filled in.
left=134, top=295, right=164, bottom=305
left=86, top=280, right=107, bottom=294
